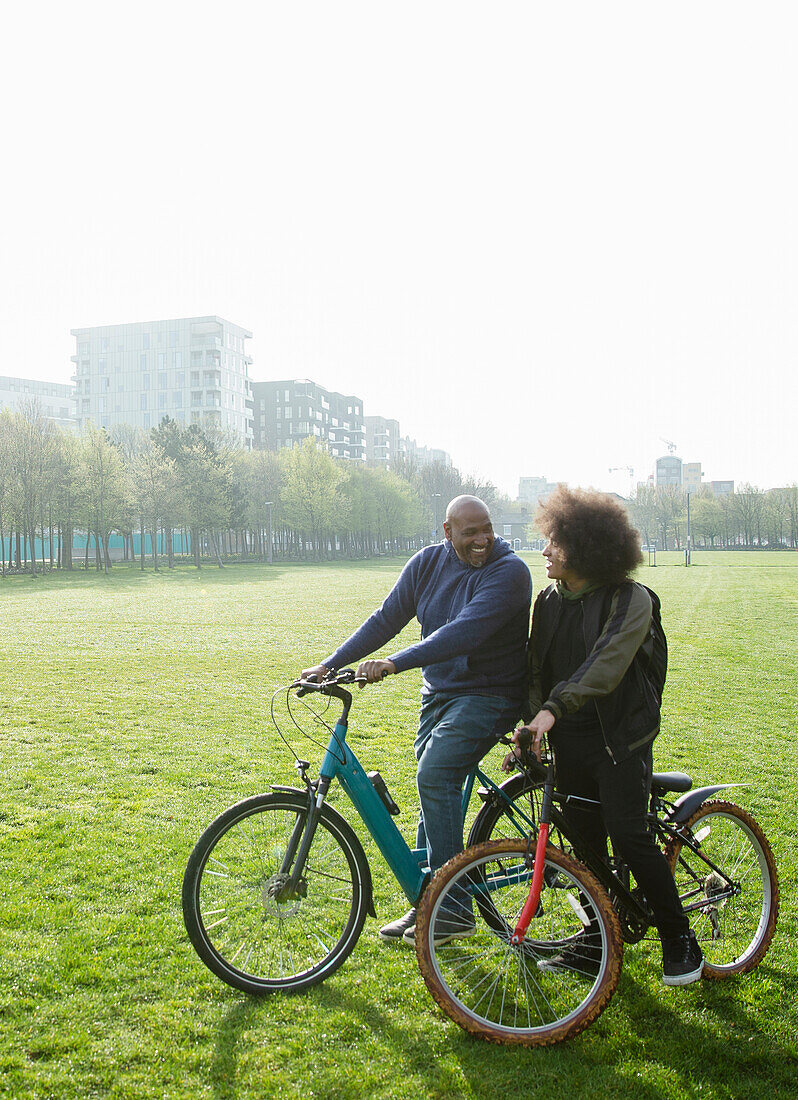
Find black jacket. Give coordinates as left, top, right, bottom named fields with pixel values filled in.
left=528, top=580, right=661, bottom=763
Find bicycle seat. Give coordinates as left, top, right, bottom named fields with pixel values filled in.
left=651, top=771, right=692, bottom=794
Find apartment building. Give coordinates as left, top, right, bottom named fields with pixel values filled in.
left=365, top=415, right=401, bottom=467
left=70, top=316, right=254, bottom=445
left=518, top=476, right=558, bottom=506
left=0, top=376, right=76, bottom=431
left=252, top=379, right=365, bottom=460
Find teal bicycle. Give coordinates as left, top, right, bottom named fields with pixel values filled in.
left=181, top=669, right=541, bottom=995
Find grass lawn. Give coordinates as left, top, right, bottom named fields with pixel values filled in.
left=1, top=551, right=796, bottom=1099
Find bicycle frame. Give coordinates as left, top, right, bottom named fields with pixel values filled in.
left=505, top=762, right=742, bottom=944
left=276, top=680, right=510, bottom=907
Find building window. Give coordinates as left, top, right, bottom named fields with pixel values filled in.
left=143, top=374, right=150, bottom=390
left=140, top=353, right=148, bottom=369
left=158, top=393, right=166, bottom=409
left=169, top=331, right=178, bottom=347
left=158, top=352, right=166, bottom=369
left=174, top=351, right=182, bottom=369
left=143, top=413, right=150, bottom=428
left=191, top=391, right=202, bottom=406
left=142, top=334, right=150, bottom=349
left=191, top=371, right=200, bottom=386
left=176, top=371, right=185, bottom=387
left=100, top=337, right=109, bottom=351
left=173, top=392, right=182, bottom=408
left=140, top=394, right=147, bottom=410
left=98, top=358, right=107, bottom=373
left=159, top=372, right=167, bottom=389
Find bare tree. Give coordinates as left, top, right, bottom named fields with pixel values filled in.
left=79, top=423, right=129, bottom=572
left=13, top=400, right=58, bottom=575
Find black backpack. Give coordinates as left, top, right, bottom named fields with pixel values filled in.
left=635, top=584, right=668, bottom=704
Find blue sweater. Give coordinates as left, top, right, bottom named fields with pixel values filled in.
left=323, top=537, right=532, bottom=700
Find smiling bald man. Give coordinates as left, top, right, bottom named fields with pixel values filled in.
left=302, top=495, right=532, bottom=945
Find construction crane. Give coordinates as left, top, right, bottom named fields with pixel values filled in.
left=660, top=438, right=677, bottom=455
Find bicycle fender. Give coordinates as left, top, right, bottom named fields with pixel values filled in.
left=666, top=784, right=744, bottom=823
left=269, top=785, right=377, bottom=918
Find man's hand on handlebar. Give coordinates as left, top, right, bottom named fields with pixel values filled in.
left=300, top=663, right=329, bottom=683
left=355, top=659, right=396, bottom=686
left=501, top=709, right=556, bottom=772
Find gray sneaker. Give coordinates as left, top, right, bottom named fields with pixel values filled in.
left=379, top=908, right=417, bottom=941
left=403, top=910, right=477, bottom=946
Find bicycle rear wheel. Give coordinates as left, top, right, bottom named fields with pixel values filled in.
left=415, top=840, right=623, bottom=1045
left=182, top=792, right=371, bottom=993
left=664, top=800, right=778, bottom=977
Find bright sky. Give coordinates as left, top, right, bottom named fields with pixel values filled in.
left=3, top=2, right=797, bottom=497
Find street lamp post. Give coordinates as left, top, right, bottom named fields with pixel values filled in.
left=432, top=493, right=442, bottom=543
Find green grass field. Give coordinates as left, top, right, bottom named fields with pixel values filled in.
left=1, top=551, right=796, bottom=1099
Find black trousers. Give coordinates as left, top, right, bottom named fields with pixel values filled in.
left=551, top=730, right=689, bottom=940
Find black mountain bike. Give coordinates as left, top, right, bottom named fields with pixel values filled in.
left=415, top=743, right=779, bottom=1045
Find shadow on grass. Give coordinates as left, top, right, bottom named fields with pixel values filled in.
left=0, top=557, right=414, bottom=592
left=208, top=963, right=798, bottom=1100
left=602, top=965, right=798, bottom=1094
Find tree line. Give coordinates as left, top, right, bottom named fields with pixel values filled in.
left=0, top=403, right=501, bottom=574
left=2, top=402, right=794, bottom=576
left=628, top=483, right=798, bottom=550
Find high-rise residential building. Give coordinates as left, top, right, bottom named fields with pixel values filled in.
left=70, top=316, right=254, bottom=445
left=655, top=455, right=683, bottom=486
left=252, top=379, right=365, bottom=460
left=518, top=476, right=558, bottom=506
left=400, top=437, right=451, bottom=468
left=0, top=376, right=76, bottom=431
left=365, top=416, right=401, bottom=467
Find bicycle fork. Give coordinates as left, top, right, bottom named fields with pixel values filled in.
left=273, top=765, right=332, bottom=901
left=510, top=759, right=554, bottom=946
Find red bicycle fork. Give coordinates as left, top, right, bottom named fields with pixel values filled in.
left=510, top=820, right=549, bottom=945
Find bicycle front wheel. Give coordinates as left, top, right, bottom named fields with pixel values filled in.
left=664, top=800, right=778, bottom=977
left=415, top=840, right=623, bottom=1046
left=182, top=792, right=371, bottom=993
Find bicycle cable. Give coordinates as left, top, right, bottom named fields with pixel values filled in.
left=269, top=682, right=348, bottom=767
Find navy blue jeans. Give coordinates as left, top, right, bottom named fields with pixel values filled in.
left=413, top=693, right=521, bottom=876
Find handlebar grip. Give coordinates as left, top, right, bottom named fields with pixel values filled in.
left=516, top=728, right=533, bottom=752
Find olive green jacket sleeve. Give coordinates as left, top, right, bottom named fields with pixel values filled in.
left=534, top=584, right=653, bottom=720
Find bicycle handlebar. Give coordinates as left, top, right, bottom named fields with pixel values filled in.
left=293, top=668, right=363, bottom=697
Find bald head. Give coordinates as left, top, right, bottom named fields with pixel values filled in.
left=443, top=496, right=494, bottom=568
left=445, top=495, right=491, bottom=524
